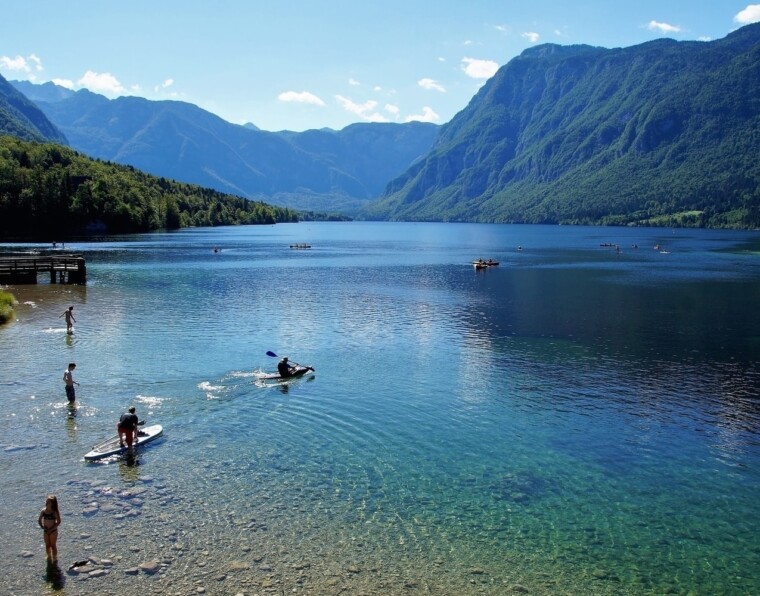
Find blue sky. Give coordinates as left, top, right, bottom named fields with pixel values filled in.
left=2, top=1, right=759, bottom=132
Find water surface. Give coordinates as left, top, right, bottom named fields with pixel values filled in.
left=1, top=223, right=759, bottom=594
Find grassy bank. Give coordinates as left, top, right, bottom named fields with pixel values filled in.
left=0, top=290, right=16, bottom=324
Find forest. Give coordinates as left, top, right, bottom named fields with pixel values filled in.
left=0, top=136, right=302, bottom=239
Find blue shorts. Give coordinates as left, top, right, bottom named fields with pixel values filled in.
left=65, top=385, right=75, bottom=403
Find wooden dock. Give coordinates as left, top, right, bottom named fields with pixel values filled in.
left=0, top=253, right=86, bottom=284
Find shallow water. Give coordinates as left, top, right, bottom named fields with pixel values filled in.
left=1, top=222, right=759, bottom=595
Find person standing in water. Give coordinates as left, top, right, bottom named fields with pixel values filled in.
left=117, top=406, right=139, bottom=448
left=63, top=363, right=78, bottom=404
left=59, top=306, right=76, bottom=334
left=38, top=495, right=61, bottom=563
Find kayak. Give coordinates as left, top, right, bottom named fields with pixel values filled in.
left=84, top=424, right=163, bottom=461
left=257, top=365, right=314, bottom=381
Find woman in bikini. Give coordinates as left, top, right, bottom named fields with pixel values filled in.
left=38, top=495, right=61, bottom=562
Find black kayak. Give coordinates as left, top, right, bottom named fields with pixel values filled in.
left=258, top=365, right=314, bottom=381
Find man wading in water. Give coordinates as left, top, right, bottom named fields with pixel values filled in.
left=117, top=406, right=139, bottom=448
left=59, top=306, right=76, bottom=334
left=63, top=363, right=78, bottom=404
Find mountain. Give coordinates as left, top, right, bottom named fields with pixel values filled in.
left=0, top=75, right=67, bottom=144
left=11, top=82, right=438, bottom=215
left=364, top=23, right=760, bottom=228
left=11, top=80, right=76, bottom=103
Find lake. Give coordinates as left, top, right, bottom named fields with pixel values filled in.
left=1, top=222, right=759, bottom=595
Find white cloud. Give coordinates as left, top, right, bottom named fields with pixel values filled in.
left=405, top=106, right=440, bottom=123
left=418, top=78, right=446, bottom=93
left=334, top=95, right=376, bottom=115
left=153, top=79, right=175, bottom=93
left=52, top=78, right=74, bottom=89
left=495, top=24, right=510, bottom=34
left=522, top=31, right=540, bottom=43
left=277, top=91, right=326, bottom=106
left=78, top=70, right=125, bottom=95
left=461, top=57, right=499, bottom=79
left=335, top=95, right=388, bottom=122
left=28, top=54, right=43, bottom=71
left=385, top=104, right=400, bottom=116
left=735, top=4, right=760, bottom=24
left=0, top=55, right=33, bottom=72
left=364, top=113, right=390, bottom=123
left=647, top=20, right=681, bottom=33
left=348, top=78, right=360, bottom=86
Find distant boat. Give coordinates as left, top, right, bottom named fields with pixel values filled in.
left=290, top=243, right=312, bottom=249
left=472, top=259, right=499, bottom=267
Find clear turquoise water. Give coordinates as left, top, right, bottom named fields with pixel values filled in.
left=1, top=222, right=759, bottom=594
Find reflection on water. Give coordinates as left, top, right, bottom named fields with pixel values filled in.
left=1, top=223, right=759, bottom=594
left=118, top=452, right=142, bottom=483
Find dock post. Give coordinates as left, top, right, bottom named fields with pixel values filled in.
left=68, top=258, right=87, bottom=284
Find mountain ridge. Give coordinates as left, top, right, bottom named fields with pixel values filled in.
left=364, top=22, right=760, bottom=228
left=11, top=81, right=438, bottom=215
left=0, top=76, right=68, bottom=144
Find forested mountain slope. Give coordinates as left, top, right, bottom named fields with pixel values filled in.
left=0, top=136, right=300, bottom=239
left=0, top=75, right=67, bottom=145
left=365, top=23, right=760, bottom=228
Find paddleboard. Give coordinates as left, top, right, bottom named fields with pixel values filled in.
left=84, top=424, right=163, bottom=461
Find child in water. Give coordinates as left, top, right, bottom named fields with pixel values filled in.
left=38, top=495, right=61, bottom=562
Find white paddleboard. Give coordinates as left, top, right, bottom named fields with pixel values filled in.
left=84, top=424, right=163, bottom=461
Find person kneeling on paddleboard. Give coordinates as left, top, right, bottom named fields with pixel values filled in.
left=117, top=406, right=139, bottom=448
left=277, top=357, right=295, bottom=378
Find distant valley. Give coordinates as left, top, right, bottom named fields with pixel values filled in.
left=10, top=80, right=439, bottom=216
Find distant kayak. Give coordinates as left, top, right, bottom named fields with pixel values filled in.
left=84, top=424, right=163, bottom=461
left=257, top=366, right=315, bottom=381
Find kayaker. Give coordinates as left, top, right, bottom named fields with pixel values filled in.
left=117, top=406, right=139, bottom=448
left=277, top=357, right=294, bottom=377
